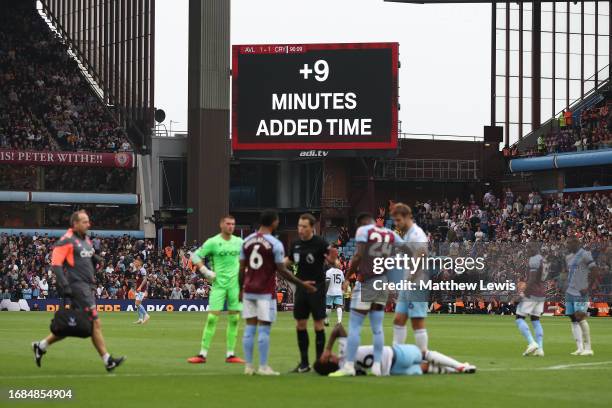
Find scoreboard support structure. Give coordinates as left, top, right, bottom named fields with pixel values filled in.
left=186, top=0, right=231, bottom=241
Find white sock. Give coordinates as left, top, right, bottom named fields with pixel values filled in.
left=38, top=339, right=48, bottom=351
left=414, top=328, right=428, bottom=352
left=578, top=320, right=591, bottom=351
left=425, top=350, right=462, bottom=369
left=393, top=325, right=407, bottom=345
left=226, top=351, right=234, bottom=358
left=200, top=349, right=208, bottom=358
left=343, top=361, right=355, bottom=370
left=336, top=307, right=343, bottom=323
left=371, top=361, right=382, bottom=376
left=102, top=353, right=110, bottom=364
left=428, top=363, right=456, bottom=374
left=571, top=322, right=584, bottom=351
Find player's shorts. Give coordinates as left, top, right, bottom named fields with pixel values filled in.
left=294, top=281, right=326, bottom=320
left=242, top=293, right=276, bottom=323
left=516, top=299, right=545, bottom=317
left=326, top=295, right=343, bottom=307
left=395, top=301, right=428, bottom=318
left=70, top=282, right=98, bottom=321
left=390, top=344, right=423, bottom=376
left=208, top=284, right=242, bottom=312
left=135, top=291, right=146, bottom=302
left=565, top=294, right=589, bottom=316
left=350, top=277, right=388, bottom=311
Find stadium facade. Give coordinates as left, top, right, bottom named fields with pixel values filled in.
left=0, top=0, right=610, bottom=251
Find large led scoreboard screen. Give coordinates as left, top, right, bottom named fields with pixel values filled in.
left=232, top=43, right=399, bottom=157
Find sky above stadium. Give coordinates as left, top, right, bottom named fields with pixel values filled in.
left=155, top=0, right=491, bottom=138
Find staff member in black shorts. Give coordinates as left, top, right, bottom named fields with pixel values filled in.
left=286, top=213, right=333, bottom=373
left=31, top=210, right=125, bottom=372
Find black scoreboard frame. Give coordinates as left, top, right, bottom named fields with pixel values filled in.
left=231, top=42, right=399, bottom=158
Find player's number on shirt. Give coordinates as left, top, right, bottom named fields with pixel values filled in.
left=360, top=354, right=374, bottom=369
left=368, top=232, right=393, bottom=257
left=333, top=274, right=342, bottom=284
left=249, top=244, right=263, bottom=270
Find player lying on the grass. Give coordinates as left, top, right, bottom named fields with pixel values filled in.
left=563, top=236, right=598, bottom=356
left=240, top=210, right=317, bottom=376
left=187, top=215, right=245, bottom=364
left=515, top=242, right=546, bottom=357
left=314, top=323, right=476, bottom=376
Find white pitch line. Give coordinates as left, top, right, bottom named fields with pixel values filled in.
left=479, top=360, right=612, bottom=372
left=542, top=360, right=612, bottom=370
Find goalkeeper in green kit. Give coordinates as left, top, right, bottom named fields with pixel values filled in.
left=187, top=215, right=245, bottom=364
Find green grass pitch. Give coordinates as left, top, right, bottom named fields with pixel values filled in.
left=1, top=312, right=611, bottom=407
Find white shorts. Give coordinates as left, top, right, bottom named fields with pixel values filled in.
left=242, top=293, right=277, bottom=323
left=135, top=291, right=146, bottom=302
left=516, top=299, right=545, bottom=317
left=350, top=280, right=387, bottom=310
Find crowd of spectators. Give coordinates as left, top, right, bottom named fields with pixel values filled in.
left=509, top=101, right=612, bottom=158
left=2, top=189, right=611, bottom=307
left=0, top=204, right=139, bottom=230
left=0, top=3, right=132, bottom=152
left=1, top=235, right=205, bottom=301
left=334, top=191, right=612, bottom=305
left=1, top=234, right=295, bottom=303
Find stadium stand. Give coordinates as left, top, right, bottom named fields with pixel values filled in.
left=514, top=94, right=611, bottom=158
left=331, top=192, right=612, bottom=307
left=0, top=166, right=135, bottom=193
left=0, top=234, right=296, bottom=303
left=0, top=3, right=132, bottom=152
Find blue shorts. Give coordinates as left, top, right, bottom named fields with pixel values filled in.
left=390, top=344, right=423, bottom=376
left=326, top=295, right=343, bottom=307
left=565, top=295, right=589, bottom=316
left=395, top=301, right=428, bottom=318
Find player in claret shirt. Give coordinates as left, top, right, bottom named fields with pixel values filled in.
left=330, top=212, right=403, bottom=377
left=515, top=242, right=546, bottom=357
left=133, top=258, right=150, bottom=325
left=240, top=210, right=317, bottom=376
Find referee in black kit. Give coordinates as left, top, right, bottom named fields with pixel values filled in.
left=286, top=213, right=333, bottom=373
